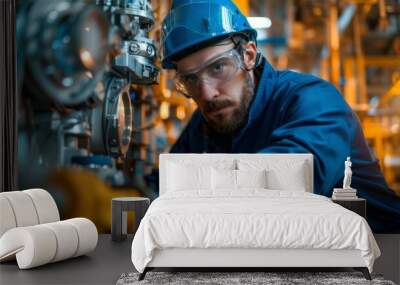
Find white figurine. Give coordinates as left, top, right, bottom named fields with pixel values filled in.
left=342, top=157, right=352, bottom=189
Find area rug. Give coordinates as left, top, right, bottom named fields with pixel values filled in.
left=116, top=271, right=396, bottom=285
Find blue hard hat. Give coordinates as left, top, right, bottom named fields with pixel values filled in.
left=161, top=0, right=257, bottom=69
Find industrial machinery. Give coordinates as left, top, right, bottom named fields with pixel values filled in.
left=17, top=0, right=160, bottom=231
left=16, top=0, right=400, bottom=232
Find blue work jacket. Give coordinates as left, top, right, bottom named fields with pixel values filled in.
left=170, top=58, right=400, bottom=233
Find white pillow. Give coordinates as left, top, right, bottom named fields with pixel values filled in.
left=167, top=158, right=236, bottom=170
left=236, top=169, right=267, bottom=188
left=238, top=159, right=309, bottom=192
left=167, top=162, right=211, bottom=191
left=266, top=167, right=307, bottom=192
left=212, top=168, right=236, bottom=190
left=211, top=169, right=267, bottom=190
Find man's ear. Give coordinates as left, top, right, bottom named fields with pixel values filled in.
left=243, top=41, right=257, bottom=71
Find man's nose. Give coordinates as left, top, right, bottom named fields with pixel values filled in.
left=197, top=79, right=219, bottom=101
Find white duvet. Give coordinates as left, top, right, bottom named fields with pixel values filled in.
left=131, top=190, right=380, bottom=273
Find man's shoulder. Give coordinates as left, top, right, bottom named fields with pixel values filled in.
left=169, top=108, right=204, bottom=153
left=178, top=108, right=203, bottom=135
left=275, top=69, right=333, bottom=90
left=270, top=69, right=343, bottom=103
left=187, top=108, right=203, bottom=127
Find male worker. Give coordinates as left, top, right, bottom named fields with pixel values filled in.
left=160, top=0, right=400, bottom=233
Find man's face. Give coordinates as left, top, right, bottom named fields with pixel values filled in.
left=176, top=43, right=256, bottom=135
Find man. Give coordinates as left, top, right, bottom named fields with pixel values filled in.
left=160, top=0, right=400, bottom=233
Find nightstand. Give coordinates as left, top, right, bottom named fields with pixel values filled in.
left=111, top=197, right=150, bottom=241
left=331, top=198, right=366, bottom=219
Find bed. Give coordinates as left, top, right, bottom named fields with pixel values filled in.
left=131, top=153, right=380, bottom=281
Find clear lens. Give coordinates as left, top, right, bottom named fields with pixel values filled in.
left=174, top=49, right=242, bottom=97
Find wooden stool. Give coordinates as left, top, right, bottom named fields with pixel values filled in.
left=111, top=197, right=150, bottom=242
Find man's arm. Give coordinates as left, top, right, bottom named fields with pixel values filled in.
left=257, top=80, right=354, bottom=196
left=257, top=79, right=400, bottom=232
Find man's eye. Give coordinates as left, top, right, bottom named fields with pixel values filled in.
left=182, top=74, right=197, bottom=84
left=211, top=62, right=225, bottom=74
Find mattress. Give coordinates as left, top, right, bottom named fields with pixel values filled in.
left=131, top=190, right=380, bottom=273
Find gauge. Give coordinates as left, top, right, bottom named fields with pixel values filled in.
left=91, top=74, right=133, bottom=157
left=25, top=0, right=110, bottom=109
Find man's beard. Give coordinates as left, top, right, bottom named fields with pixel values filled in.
left=202, top=73, right=254, bottom=135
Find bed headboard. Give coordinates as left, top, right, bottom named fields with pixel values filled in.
left=159, top=153, right=314, bottom=195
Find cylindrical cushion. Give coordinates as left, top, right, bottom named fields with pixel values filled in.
left=42, top=221, right=79, bottom=262
left=0, top=192, right=39, bottom=227
left=0, top=218, right=98, bottom=269
left=0, top=196, right=17, bottom=237
left=23, top=189, right=60, bottom=224
left=64, top=218, right=98, bottom=257
left=0, top=226, right=57, bottom=269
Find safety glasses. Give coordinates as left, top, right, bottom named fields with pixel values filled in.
left=174, top=48, right=244, bottom=98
